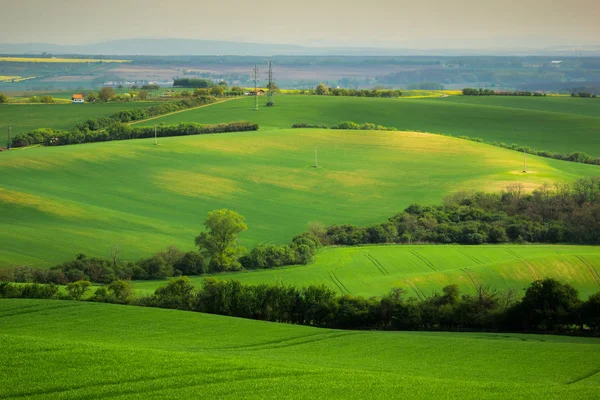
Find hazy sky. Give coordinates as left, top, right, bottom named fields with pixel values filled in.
left=1, top=0, right=598, bottom=47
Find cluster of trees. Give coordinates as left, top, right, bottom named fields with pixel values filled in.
left=314, top=84, right=401, bottom=98
left=11, top=96, right=219, bottom=147
left=462, top=88, right=544, bottom=96
left=299, top=178, right=600, bottom=246
left=85, top=87, right=150, bottom=103
left=2, top=277, right=599, bottom=334
left=571, top=92, right=597, bottom=98
left=292, top=121, right=397, bottom=131
left=0, top=93, right=7, bottom=103
left=173, top=78, right=214, bottom=88
left=28, top=95, right=55, bottom=103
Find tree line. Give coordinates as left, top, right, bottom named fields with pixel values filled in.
left=571, top=92, right=597, bottom=98
left=462, top=88, right=545, bottom=96
left=1, top=277, right=599, bottom=335
left=11, top=95, right=219, bottom=147
left=292, top=121, right=397, bottom=131
left=313, top=84, right=401, bottom=98
left=12, top=121, right=257, bottom=147
left=173, top=78, right=214, bottom=88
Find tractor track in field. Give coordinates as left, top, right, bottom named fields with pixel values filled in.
left=410, top=250, right=438, bottom=272
left=575, top=255, right=600, bottom=288
left=458, top=249, right=483, bottom=265
left=567, top=367, right=600, bottom=385
left=364, top=253, right=390, bottom=276
left=461, top=268, right=482, bottom=290
left=127, top=97, right=242, bottom=126
left=328, top=270, right=350, bottom=294
left=505, top=249, right=522, bottom=259
left=404, top=280, right=426, bottom=300
left=520, top=259, right=539, bottom=281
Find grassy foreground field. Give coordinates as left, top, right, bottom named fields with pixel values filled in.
left=1, top=299, right=599, bottom=399
left=137, top=95, right=600, bottom=156
left=1, top=128, right=597, bottom=267
left=0, top=102, right=160, bottom=144
left=135, top=245, right=600, bottom=298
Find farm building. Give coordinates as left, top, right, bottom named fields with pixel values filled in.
left=71, top=94, right=84, bottom=104
left=245, top=89, right=265, bottom=96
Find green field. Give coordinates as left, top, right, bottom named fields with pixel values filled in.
left=134, top=245, right=600, bottom=298
left=1, top=126, right=597, bottom=268
left=0, top=102, right=160, bottom=144
left=136, top=95, right=600, bottom=156
left=1, top=299, right=599, bottom=399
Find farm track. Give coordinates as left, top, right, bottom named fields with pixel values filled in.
left=567, top=367, right=600, bottom=385
left=364, top=253, right=390, bottom=276
left=127, top=97, right=242, bottom=126
left=520, top=259, right=540, bottom=281
left=404, top=280, right=427, bottom=300
left=410, top=250, right=438, bottom=272
left=328, top=270, right=350, bottom=294
left=458, top=249, right=483, bottom=265
left=575, top=255, right=600, bottom=288
left=505, top=249, right=522, bottom=259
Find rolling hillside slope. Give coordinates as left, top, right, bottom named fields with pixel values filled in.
left=1, top=299, right=599, bottom=399
left=1, top=129, right=596, bottom=267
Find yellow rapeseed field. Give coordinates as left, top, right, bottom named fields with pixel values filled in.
left=0, top=57, right=131, bottom=63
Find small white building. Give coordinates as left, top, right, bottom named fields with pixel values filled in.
left=71, top=94, right=84, bottom=104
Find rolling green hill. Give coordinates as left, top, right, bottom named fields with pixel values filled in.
left=1, top=299, right=599, bottom=399
left=136, top=95, right=600, bottom=156
left=1, top=128, right=596, bottom=268
left=134, top=245, right=600, bottom=299
left=0, top=102, right=160, bottom=145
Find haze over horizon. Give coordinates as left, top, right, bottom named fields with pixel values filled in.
left=1, top=0, right=598, bottom=50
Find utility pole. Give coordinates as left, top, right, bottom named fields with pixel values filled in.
left=523, top=149, right=527, bottom=173
left=266, top=61, right=275, bottom=107
left=314, top=145, right=318, bottom=168
left=7, top=126, right=11, bottom=150
left=154, top=125, right=158, bottom=145
left=253, top=65, right=259, bottom=111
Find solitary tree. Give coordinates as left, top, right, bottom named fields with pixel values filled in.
left=85, top=91, right=97, bottom=102
left=315, top=83, right=329, bottom=95
left=98, top=87, right=116, bottom=102
left=66, top=280, right=92, bottom=300
left=195, top=209, right=247, bottom=272
left=0, top=93, right=7, bottom=103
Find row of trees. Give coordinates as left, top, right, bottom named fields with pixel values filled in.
left=173, top=78, right=215, bottom=88
left=571, top=92, right=597, bottom=98
left=292, top=121, right=397, bottom=131
left=301, top=178, right=600, bottom=246
left=2, top=277, right=599, bottom=334
left=13, top=121, right=257, bottom=147
left=314, top=84, right=401, bottom=98
left=11, top=96, right=219, bottom=147
left=462, top=88, right=544, bottom=96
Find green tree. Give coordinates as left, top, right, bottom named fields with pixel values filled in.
left=66, top=280, right=92, bottom=300
left=0, top=93, right=7, bottom=103
left=209, top=86, right=225, bottom=97
left=98, top=87, right=116, bottom=102
left=107, top=280, right=134, bottom=303
left=85, top=91, right=97, bottom=102
left=315, top=83, right=329, bottom=95
left=195, top=209, right=247, bottom=271
left=520, top=278, right=581, bottom=330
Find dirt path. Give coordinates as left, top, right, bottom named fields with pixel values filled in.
left=128, top=97, right=242, bottom=126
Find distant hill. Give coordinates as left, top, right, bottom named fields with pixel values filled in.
left=0, top=38, right=599, bottom=56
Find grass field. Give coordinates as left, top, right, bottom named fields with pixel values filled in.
left=137, top=95, right=600, bottom=156
left=0, top=57, right=131, bottom=63
left=134, top=245, right=600, bottom=298
left=0, top=102, right=160, bottom=144
left=1, top=299, right=599, bottom=399
left=0, top=127, right=597, bottom=268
